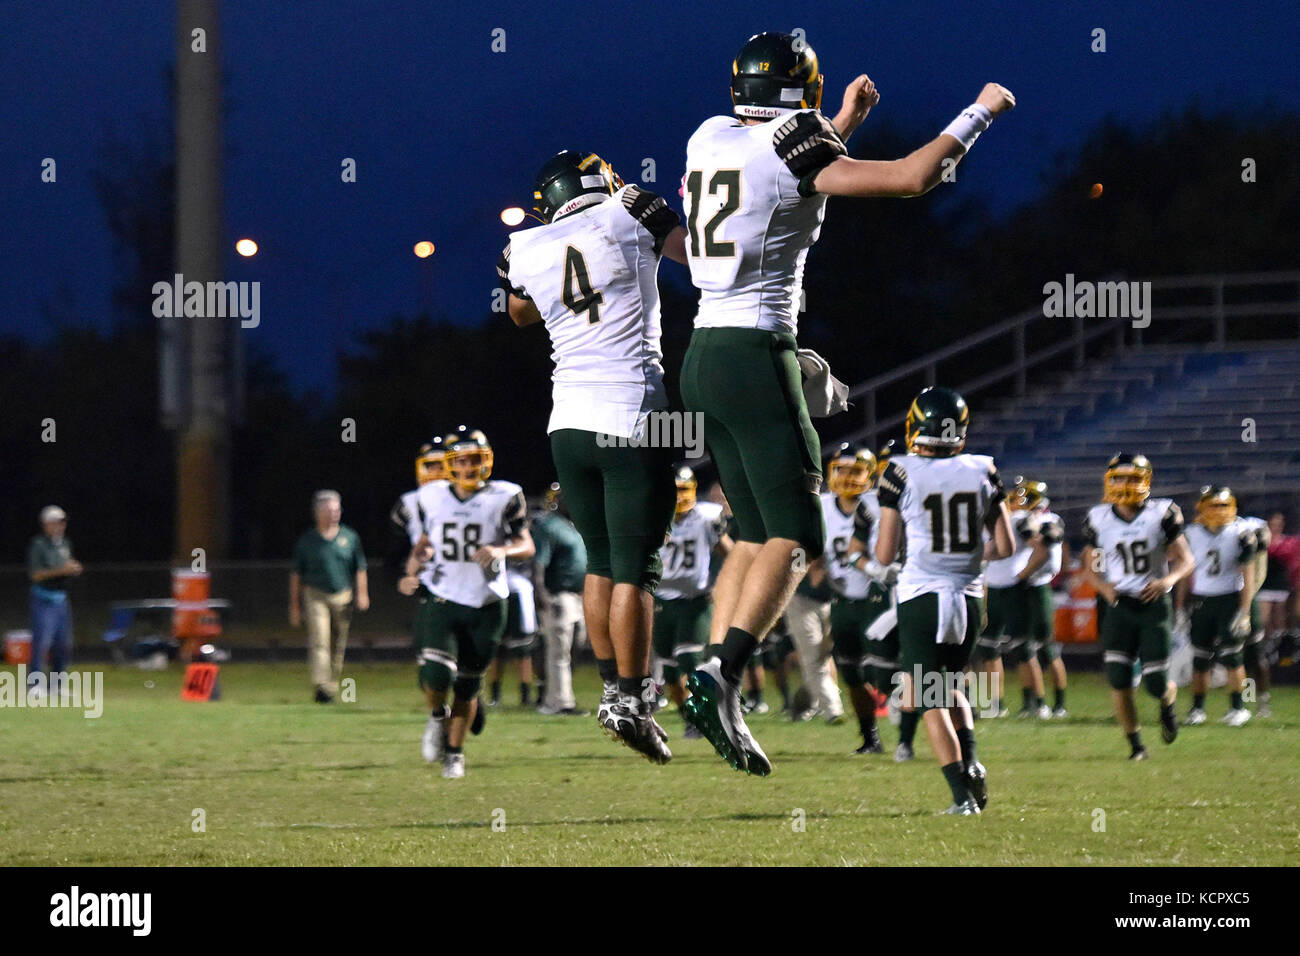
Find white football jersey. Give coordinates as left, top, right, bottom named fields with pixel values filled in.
left=1186, top=519, right=1257, bottom=596
left=501, top=185, right=674, bottom=439
left=878, top=453, right=1006, bottom=602
left=1083, top=499, right=1185, bottom=597
left=414, top=479, right=528, bottom=608
left=985, top=509, right=1065, bottom=588
left=658, top=501, right=727, bottom=600
left=683, top=110, right=846, bottom=334
left=389, top=488, right=424, bottom=545
left=822, top=492, right=875, bottom=600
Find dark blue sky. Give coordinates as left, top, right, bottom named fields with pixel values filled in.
left=3, top=0, right=1297, bottom=393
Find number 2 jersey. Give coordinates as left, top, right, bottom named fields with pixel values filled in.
left=414, top=479, right=528, bottom=608
left=658, top=501, right=727, bottom=600
left=683, top=109, right=847, bottom=335
left=1082, top=499, right=1184, bottom=597
left=822, top=492, right=876, bottom=600
left=877, top=453, right=1006, bottom=602
left=1184, top=518, right=1257, bottom=596
left=500, top=184, right=678, bottom=440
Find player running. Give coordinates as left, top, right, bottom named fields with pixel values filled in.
left=1176, top=486, right=1257, bottom=726
left=875, top=387, right=1014, bottom=814
left=1237, top=513, right=1272, bottom=716
left=1080, top=454, right=1195, bottom=761
left=680, top=30, right=1015, bottom=776
left=400, top=427, right=535, bottom=779
left=500, top=149, right=687, bottom=764
left=654, top=466, right=733, bottom=737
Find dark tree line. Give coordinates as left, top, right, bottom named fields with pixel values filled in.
left=4, top=107, right=1296, bottom=561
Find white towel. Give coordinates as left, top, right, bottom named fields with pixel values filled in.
left=796, top=348, right=850, bottom=418
left=867, top=604, right=897, bottom=642
left=936, top=588, right=968, bottom=645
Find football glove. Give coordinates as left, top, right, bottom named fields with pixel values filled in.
left=1229, top=609, right=1251, bottom=640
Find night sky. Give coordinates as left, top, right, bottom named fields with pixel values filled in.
left=3, top=0, right=1297, bottom=394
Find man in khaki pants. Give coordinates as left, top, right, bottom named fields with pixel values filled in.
left=290, top=490, right=369, bottom=702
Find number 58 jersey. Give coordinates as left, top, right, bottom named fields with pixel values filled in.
left=1082, top=499, right=1184, bottom=597
left=414, top=479, right=528, bottom=608
left=877, top=453, right=1006, bottom=602
left=683, top=110, right=846, bottom=335
left=500, top=185, right=677, bottom=440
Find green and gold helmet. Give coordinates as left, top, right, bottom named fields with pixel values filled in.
left=873, top=439, right=897, bottom=480
left=827, top=442, right=876, bottom=497
left=533, top=150, right=622, bottom=223
left=1196, top=485, right=1237, bottom=531
left=674, top=465, right=698, bottom=516
left=415, top=435, right=446, bottom=486
left=443, top=426, right=494, bottom=493
left=905, top=386, right=969, bottom=456
left=1103, top=453, right=1152, bottom=507
left=1009, top=477, right=1049, bottom=512
left=731, top=32, right=824, bottom=120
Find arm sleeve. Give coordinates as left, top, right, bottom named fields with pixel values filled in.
left=1161, top=503, right=1185, bottom=544
left=497, top=242, right=531, bottom=300
left=876, top=461, right=906, bottom=510
left=1082, top=515, right=1099, bottom=549
left=1237, top=528, right=1257, bottom=564
left=503, top=492, right=528, bottom=539
left=772, top=111, right=848, bottom=198
left=620, top=185, right=680, bottom=254
left=1040, top=516, right=1066, bottom=545
left=983, top=467, right=1008, bottom=530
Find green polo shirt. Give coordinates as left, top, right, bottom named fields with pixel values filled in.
left=292, top=524, right=367, bottom=594
left=28, top=534, right=75, bottom=592
left=532, top=513, right=587, bottom=594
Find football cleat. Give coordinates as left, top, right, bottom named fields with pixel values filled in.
left=853, top=727, right=884, bottom=754
left=1257, top=699, right=1272, bottom=718
left=422, top=710, right=446, bottom=763
left=965, top=760, right=989, bottom=811
left=1185, top=707, right=1207, bottom=726
left=894, top=742, right=914, bottom=763
left=596, top=681, right=618, bottom=727
left=1037, top=704, right=1053, bottom=720
left=1159, top=703, right=1179, bottom=744
left=441, top=753, right=465, bottom=779
left=1052, top=706, right=1069, bottom=719
left=685, top=658, right=771, bottom=776
left=1220, top=707, right=1252, bottom=727
left=941, top=799, right=981, bottom=816
left=682, top=719, right=704, bottom=740
left=1129, top=746, right=1149, bottom=761
left=600, top=695, right=672, bottom=765
left=825, top=712, right=846, bottom=726
left=470, top=698, right=486, bottom=735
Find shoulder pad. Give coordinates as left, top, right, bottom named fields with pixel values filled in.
left=772, top=111, right=846, bottom=197
left=620, top=185, right=679, bottom=248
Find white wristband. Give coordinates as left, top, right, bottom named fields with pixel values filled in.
left=941, top=103, right=993, bottom=151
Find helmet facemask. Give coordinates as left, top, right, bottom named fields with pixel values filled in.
left=1103, top=465, right=1151, bottom=507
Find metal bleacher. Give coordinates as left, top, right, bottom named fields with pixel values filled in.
left=836, top=270, right=1300, bottom=528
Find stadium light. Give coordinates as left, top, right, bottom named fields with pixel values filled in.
left=501, top=207, right=526, bottom=226
left=235, top=238, right=258, bottom=257
left=414, top=241, right=435, bottom=258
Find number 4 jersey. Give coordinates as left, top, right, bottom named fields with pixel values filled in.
left=683, top=109, right=846, bottom=335
left=414, top=479, right=528, bottom=608
left=1083, top=499, right=1184, bottom=597
left=500, top=184, right=678, bottom=440
left=877, top=453, right=1006, bottom=602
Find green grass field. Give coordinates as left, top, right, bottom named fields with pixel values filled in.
left=2, top=662, right=1297, bottom=866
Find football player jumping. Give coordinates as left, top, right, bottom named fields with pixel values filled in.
left=875, top=387, right=1014, bottom=814
left=1176, top=486, right=1257, bottom=726
left=500, top=150, right=687, bottom=764
left=680, top=30, right=1015, bottom=776
left=654, top=466, right=733, bottom=737
left=400, top=427, right=535, bottom=779
left=1080, top=454, right=1195, bottom=761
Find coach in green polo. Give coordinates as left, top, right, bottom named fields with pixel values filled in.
left=290, top=490, right=369, bottom=702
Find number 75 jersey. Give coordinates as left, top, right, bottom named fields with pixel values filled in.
left=1082, top=499, right=1185, bottom=597
left=877, top=452, right=1007, bottom=602
left=683, top=110, right=846, bottom=335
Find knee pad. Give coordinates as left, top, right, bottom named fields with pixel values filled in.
left=1104, top=652, right=1134, bottom=690
left=1192, top=647, right=1215, bottom=673
left=419, top=660, right=454, bottom=694
left=1003, top=638, right=1030, bottom=667
left=1218, top=644, right=1244, bottom=670
left=1142, top=669, right=1168, bottom=699
left=453, top=675, right=481, bottom=702
left=834, top=654, right=864, bottom=686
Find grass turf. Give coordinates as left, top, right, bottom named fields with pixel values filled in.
left=2, top=663, right=1297, bottom=865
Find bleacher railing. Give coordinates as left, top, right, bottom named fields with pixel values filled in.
left=840, top=269, right=1300, bottom=449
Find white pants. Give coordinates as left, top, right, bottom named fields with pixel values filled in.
left=783, top=592, right=842, bottom=717
left=542, top=590, right=584, bottom=710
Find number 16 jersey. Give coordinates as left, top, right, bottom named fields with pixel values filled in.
left=1082, top=499, right=1184, bottom=597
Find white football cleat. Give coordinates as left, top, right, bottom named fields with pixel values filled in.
left=422, top=713, right=445, bottom=763
left=1036, top=704, right=1053, bottom=720
left=441, top=753, right=465, bottom=779
left=1185, top=707, right=1207, bottom=726
left=1220, top=708, right=1251, bottom=727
